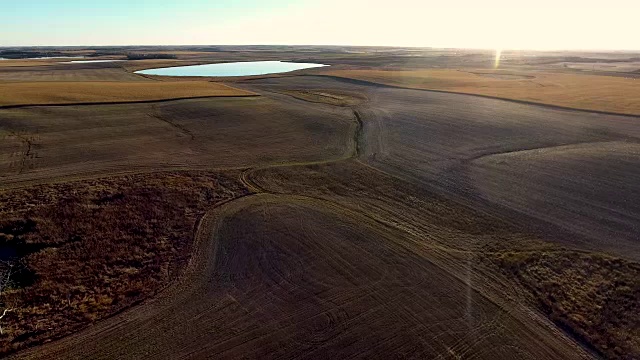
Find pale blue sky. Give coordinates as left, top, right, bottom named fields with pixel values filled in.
left=1, top=0, right=638, bottom=50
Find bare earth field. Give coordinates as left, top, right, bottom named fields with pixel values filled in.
left=248, top=160, right=640, bottom=359
left=1, top=47, right=639, bottom=359
left=0, top=96, right=353, bottom=187
left=249, top=76, right=640, bottom=259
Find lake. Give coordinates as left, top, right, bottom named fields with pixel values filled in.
left=135, top=60, right=328, bottom=77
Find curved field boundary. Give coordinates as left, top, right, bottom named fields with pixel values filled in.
left=0, top=81, right=258, bottom=108
left=312, top=74, right=640, bottom=119
left=1, top=77, right=613, bottom=358
left=0, top=94, right=259, bottom=110
left=8, top=193, right=591, bottom=359
left=8, top=192, right=257, bottom=360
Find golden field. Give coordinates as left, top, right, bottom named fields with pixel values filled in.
left=0, top=81, right=255, bottom=106
left=323, top=69, right=640, bottom=115
left=0, top=59, right=61, bottom=67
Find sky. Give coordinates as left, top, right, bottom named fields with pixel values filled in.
left=1, top=0, right=638, bottom=50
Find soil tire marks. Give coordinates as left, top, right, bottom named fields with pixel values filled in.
left=147, top=106, right=195, bottom=140
left=9, top=194, right=592, bottom=359
left=8, top=131, right=38, bottom=174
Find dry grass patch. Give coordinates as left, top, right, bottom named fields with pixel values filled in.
left=323, top=69, right=640, bottom=115
left=0, top=171, right=248, bottom=355
left=0, top=81, right=255, bottom=107
left=493, top=251, right=640, bottom=359
left=0, top=60, right=60, bottom=68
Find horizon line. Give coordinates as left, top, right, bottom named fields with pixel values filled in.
left=1, top=44, right=640, bottom=53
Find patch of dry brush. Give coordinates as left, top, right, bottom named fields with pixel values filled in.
left=0, top=171, right=247, bottom=355
left=494, top=251, right=640, bottom=359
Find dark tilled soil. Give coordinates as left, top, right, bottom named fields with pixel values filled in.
left=5, top=74, right=640, bottom=359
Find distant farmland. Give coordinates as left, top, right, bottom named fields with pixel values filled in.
left=0, top=81, right=254, bottom=107
left=322, top=69, right=640, bottom=115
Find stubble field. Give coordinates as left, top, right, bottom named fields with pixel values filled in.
left=321, top=69, right=640, bottom=115
left=0, top=82, right=254, bottom=107
left=0, top=96, right=354, bottom=187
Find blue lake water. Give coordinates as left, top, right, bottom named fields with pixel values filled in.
left=135, top=60, right=328, bottom=77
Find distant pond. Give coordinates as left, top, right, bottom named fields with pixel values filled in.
left=134, top=60, right=328, bottom=77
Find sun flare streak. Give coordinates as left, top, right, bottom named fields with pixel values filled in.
left=494, top=49, right=502, bottom=69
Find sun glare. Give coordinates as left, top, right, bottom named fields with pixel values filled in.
left=494, top=49, right=502, bottom=69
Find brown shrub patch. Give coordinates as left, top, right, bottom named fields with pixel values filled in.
left=494, top=251, right=640, bottom=359
left=0, top=171, right=247, bottom=354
